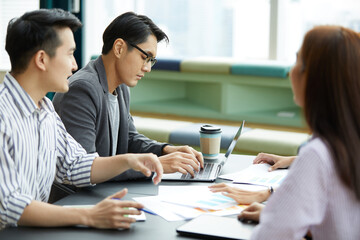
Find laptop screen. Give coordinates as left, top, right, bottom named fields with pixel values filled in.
left=221, top=120, right=245, bottom=166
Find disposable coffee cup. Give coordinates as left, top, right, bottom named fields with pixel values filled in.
left=199, top=125, right=222, bottom=160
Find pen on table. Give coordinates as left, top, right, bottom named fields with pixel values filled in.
left=112, top=198, right=157, bottom=215
left=138, top=208, right=157, bottom=215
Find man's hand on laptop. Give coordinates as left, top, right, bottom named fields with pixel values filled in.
left=162, top=145, right=204, bottom=169
left=159, top=151, right=203, bottom=177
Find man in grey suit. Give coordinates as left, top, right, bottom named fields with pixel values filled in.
left=53, top=12, right=203, bottom=180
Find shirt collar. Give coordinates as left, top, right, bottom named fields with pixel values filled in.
left=4, top=73, right=54, bottom=117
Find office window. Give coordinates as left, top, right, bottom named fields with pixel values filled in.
left=84, top=0, right=360, bottom=65
left=0, top=0, right=39, bottom=70
left=84, top=0, right=270, bottom=63
left=277, top=0, right=360, bottom=62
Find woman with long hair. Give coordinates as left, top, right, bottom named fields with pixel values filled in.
left=239, top=25, right=360, bottom=239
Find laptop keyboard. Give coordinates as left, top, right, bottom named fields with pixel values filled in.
left=181, top=162, right=216, bottom=180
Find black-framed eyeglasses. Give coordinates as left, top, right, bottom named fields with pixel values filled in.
left=128, top=42, right=157, bottom=67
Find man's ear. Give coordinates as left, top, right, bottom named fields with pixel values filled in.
left=113, top=38, right=125, bottom=58
left=34, top=50, right=48, bottom=71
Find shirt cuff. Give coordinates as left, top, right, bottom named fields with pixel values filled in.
left=69, top=152, right=99, bottom=187
left=161, top=143, right=171, bottom=156
left=3, top=193, right=33, bottom=228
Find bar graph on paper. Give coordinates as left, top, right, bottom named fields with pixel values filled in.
left=232, top=163, right=289, bottom=187
left=159, top=186, right=239, bottom=210
left=195, top=194, right=236, bottom=210
left=247, top=174, right=286, bottom=186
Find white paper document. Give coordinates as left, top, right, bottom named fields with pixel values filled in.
left=132, top=196, right=190, bottom=221
left=133, top=185, right=247, bottom=222
left=220, top=163, right=288, bottom=187
left=158, top=185, right=237, bottom=210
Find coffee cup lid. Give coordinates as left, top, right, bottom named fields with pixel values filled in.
left=200, top=124, right=222, bottom=133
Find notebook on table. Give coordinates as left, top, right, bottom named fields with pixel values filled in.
left=176, top=214, right=255, bottom=240
left=161, top=120, right=245, bottom=182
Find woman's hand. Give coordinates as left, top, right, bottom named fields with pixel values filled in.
left=237, top=202, right=265, bottom=223
left=209, top=183, right=270, bottom=204
left=253, top=153, right=296, bottom=171
left=85, top=189, right=144, bottom=229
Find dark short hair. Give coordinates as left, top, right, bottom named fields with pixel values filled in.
left=5, top=8, right=82, bottom=74
left=102, top=11, right=169, bottom=54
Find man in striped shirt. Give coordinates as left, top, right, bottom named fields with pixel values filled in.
left=0, top=8, right=163, bottom=229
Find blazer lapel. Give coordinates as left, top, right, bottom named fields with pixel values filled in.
left=116, top=85, right=129, bottom=154
left=94, top=56, right=113, bottom=155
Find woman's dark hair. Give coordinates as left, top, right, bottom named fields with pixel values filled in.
left=5, top=8, right=82, bottom=74
left=301, top=26, right=360, bottom=200
left=102, top=11, right=169, bottom=54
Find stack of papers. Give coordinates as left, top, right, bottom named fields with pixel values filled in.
left=133, top=185, right=247, bottom=222
left=220, top=163, right=288, bottom=187
left=133, top=163, right=289, bottom=222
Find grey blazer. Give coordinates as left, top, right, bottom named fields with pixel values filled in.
left=53, top=56, right=167, bottom=180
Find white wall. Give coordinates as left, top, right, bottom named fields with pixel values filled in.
left=0, top=71, right=6, bottom=83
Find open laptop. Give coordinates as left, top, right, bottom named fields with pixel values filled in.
left=161, top=120, right=245, bottom=182
left=176, top=214, right=255, bottom=240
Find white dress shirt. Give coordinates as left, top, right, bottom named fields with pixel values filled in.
left=250, top=137, right=360, bottom=239
left=0, top=73, right=98, bottom=229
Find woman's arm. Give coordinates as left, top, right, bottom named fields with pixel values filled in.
left=209, top=183, right=270, bottom=204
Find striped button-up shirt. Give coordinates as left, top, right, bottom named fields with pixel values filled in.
left=0, top=73, right=98, bottom=229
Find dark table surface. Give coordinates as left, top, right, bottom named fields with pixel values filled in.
left=0, top=154, right=255, bottom=240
